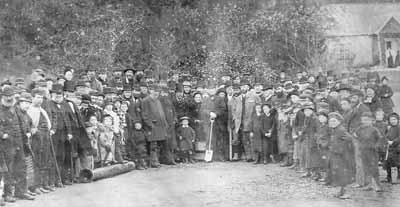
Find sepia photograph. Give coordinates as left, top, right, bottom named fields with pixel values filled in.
left=0, top=0, right=399, bottom=206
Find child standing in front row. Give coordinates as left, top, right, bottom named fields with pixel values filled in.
left=98, top=114, right=116, bottom=166
left=250, top=103, right=263, bottom=164
left=316, top=109, right=330, bottom=183
left=176, top=117, right=196, bottom=164
left=353, top=112, right=382, bottom=192
left=126, top=119, right=148, bottom=170
left=261, top=103, right=275, bottom=164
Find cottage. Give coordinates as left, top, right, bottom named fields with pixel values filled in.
left=324, top=3, right=400, bottom=68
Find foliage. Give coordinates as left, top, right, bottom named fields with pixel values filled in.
left=0, top=0, right=330, bottom=80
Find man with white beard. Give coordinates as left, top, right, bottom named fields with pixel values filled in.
left=0, top=86, right=29, bottom=203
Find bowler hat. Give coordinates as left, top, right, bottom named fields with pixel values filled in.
left=103, top=87, right=116, bottom=94
left=124, top=68, right=135, bottom=73
left=240, top=79, right=251, bottom=86
left=50, top=84, right=64, bottom=94
left=122, top=85, right=132, bottom=91
left=63, top=81, right=76, bottom=92
left=337, top=83, right=351, bottom=92
left=351, top=89, right=364, bottom=97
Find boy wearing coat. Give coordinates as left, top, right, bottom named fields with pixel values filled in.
left=353, top=112, right=382, bottom=192
left=126, top=119, right=148, bottom=170
left=176, top=117, right=196, bottom=164
left=250, top=103, right=263, bottom=164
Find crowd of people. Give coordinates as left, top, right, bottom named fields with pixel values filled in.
left=0, top=66, right=399, bottom=205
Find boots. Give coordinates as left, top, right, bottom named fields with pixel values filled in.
left=253, top=153, right=260, bottom=165
left=287, top=153, right=293, bottom=166
left=232, top=153, right=239, bottom=161
left=270, top=154, right=277, bottom=164
left=188, top=153, right=195, bottom=164
left=136, top=160, right=145, bottom=170
left=387, top=168, right=393, bottom=184
left=141, top=159, right=148, bottom=169
left=289, top=159, right=299, bottom=169
left=263, top=154, right=268, bottom=165
left=150, top=151, right=161, bottom=168
left=280, top=154, right=289, bottom=167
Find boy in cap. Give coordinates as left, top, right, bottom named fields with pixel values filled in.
left=176, top=116, right=196, bottom=164
left=14, top=92, right=36, bottom=200
left=315, top=109, right=330, bottom=183
left=299, top=103, right=320, bottom=178
left=353, top=112, right=382, bottom=192
left=126, top=119, right=148, bottom=170
left=327, top=112, right=353, bottom=199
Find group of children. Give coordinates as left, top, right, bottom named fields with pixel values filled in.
left=84, top=102, right=198, bottom=170
left=269, top=102, right=400, bottom=199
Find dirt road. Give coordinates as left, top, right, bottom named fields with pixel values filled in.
left=13, top=162, right=400, bottom=207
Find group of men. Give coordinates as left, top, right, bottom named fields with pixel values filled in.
left=0, top=66, right=398, bottom=204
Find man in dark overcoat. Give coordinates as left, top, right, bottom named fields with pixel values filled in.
left=63, top=82, right=92, bottom=182
left=141, top=86, right=168, bottom=168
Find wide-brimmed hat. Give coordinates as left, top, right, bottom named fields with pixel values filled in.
left=123, top=68, right=136, bottom=73
left=1, top=86, right=15, bottom=96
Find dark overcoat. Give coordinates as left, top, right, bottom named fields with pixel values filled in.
left=328, top=125, right=354, bottom=187
left=141, top=96, right=168, bottom=142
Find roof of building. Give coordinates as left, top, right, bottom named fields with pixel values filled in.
left=324, top=3, right=400, bottom=36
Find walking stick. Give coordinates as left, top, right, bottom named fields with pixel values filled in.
left=228, top=127, right=232, bottom=161
left=69, top=139, right=75, bottom=184
left=385, top=143, right=390, bottom=161
left=49, top=133, right=62, bottom=185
